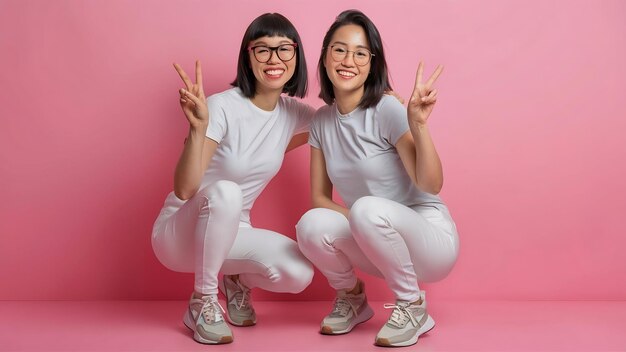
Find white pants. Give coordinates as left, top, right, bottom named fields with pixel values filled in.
left=296, top=196, right=459, bottom=302
left=152, top=180, right=313, bottom=295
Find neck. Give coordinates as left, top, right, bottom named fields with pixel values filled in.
left=334, top=87, right=364, bottom=115
left=251, top=86, right=282, bottom=111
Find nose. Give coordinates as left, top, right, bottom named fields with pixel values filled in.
left=266, top=48, right=281, bottom=64
left=341, top=51, right=356, bottom=67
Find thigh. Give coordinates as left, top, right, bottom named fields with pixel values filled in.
left=221, top=228, right=300, bottom=275
left=368, top=198, right=459, bottom=281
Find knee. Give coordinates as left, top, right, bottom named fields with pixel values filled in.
left=296, top=208, right=340, bottom=250
left=198, top=180, right=242, bottom=212
left=277, top=259, right=314, bottom=293
left=349, top=196, right=389, bottom=235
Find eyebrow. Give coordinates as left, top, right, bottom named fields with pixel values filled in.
left=331, top=41, right=371, bottom=50
left=251, top=39, right=294, bottom=46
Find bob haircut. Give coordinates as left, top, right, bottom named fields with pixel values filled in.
left=231, top=13, right=308, bottom=98
left=318, top=10, right=391, bottom=108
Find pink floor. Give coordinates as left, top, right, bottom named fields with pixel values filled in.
left=1, top=300, right=625, bottom=351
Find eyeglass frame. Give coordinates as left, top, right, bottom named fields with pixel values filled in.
left=327, top=45, right=375, bottom=66
left=248, top=43, right=298, bottom=63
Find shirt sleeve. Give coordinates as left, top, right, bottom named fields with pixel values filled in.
left=308, top=109, right=322, bottom=149
left=378, top=95, right=409, bottom=146
left=205, top=95, right=227, bottom=143
left=294, top=101, right=316, bottom=135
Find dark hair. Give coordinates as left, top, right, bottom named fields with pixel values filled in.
left=231, top=13, right=307, bottom=98
left=318, top=10, right=391, bottom=108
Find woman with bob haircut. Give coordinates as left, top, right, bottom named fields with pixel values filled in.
left=152, top=13, right=314, bottom=345
left=296, top=10, right=459, bottom=347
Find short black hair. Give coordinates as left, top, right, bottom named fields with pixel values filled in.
left=318, top=10, right=391, bottom=108
left=231, top=13, right=307, bottom=98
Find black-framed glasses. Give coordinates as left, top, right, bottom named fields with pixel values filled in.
left=328, top=44, right=374, bottom=66
left=248, top=43, right=298, bottom=63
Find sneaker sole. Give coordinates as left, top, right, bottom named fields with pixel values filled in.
left=375, top=315, right=435, bottom=347
left=183, top=309, right=233, bottom=344
left=227, top=317, right=256, bottom=327
left=320, top=304, right=375, bottom=335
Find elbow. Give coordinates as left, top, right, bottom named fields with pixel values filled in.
left=429, top=185, right=442, bottom=195
left=174, top=188, right=194, bottom=201
left=416, top=181, right=443, bottom=196
left=310, top=198, right=321, bottom=209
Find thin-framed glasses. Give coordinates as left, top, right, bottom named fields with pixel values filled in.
left=329, top=44, right=374, bottom=66
left=248, top=43, right=298, bottom=63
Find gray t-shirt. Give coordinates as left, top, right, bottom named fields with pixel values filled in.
left=309, top=95, right=444, bottom=210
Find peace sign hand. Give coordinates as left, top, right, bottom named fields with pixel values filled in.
left=408, top=62, right=443, bottom=126
left=173, top=60, right=208, bottom=129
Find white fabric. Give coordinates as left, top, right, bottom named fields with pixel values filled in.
left=297, top=197, right=458, bottom=302
left=152, top=88, right=315, bottom=295
left=154, top=181, right=314, bottom=295
left=308, top=95, right=443, bottom=210
left=160, top=87, right=315, bottom=226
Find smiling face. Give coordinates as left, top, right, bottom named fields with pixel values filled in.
left=324, top=24, right=371, bottom=99
left=249, top=36, right=297, bottom=94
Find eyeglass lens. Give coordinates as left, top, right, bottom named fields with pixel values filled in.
left=330, top=45, right=372, bottom=66
left=252, top=44, right=296, bottom=63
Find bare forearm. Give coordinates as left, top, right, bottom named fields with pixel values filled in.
left=410, top=122, right=443, bottom=194
left=174, top=127, right=207, bottom=200
left=312, top=194, right=350, bottom=218
left=309, top=147, right=349, bottom=217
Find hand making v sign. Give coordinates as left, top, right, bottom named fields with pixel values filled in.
left=173, top=60, right=209, bottom=129
left=408, top=62, right=443, bottom=126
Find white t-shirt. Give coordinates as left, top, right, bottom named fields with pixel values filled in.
left=309, top=95, right=444, bottom=210
left=162, top=87, right=314, bottom=225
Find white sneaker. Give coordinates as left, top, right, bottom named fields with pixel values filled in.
left=375, top=291, right=435, bottom=347
left=221, top=275, right=256, bottom=326
left=183, top=293, right=233, bottom=344
left=320, top=281, right=374, bottom=334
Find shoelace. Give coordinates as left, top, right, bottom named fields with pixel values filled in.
left=200, top=297, right=226, bottom=323
left=233, top=280, right=251, bottom=310
left=332, top=297, right=357, bottom=317
left=383, top=303, right=420, bottom=328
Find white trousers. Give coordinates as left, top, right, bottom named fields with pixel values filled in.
left=296, top=196, right=459, bottom=302
left=152, top=180, right=313, bottom=295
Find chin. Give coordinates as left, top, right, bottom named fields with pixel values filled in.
left=334, top=82, right=362, bottom=93
left=268, top=80, right=289, bottom=91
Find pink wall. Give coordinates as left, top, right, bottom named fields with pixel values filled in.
left=1, top=0, right=625, bottom=301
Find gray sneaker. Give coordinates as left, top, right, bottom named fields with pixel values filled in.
left=183, top=293, right=233, bottom=344
left=375, top=291, right=435, bottom=347
left=320, top=281, right=374, bottom=334
left=221, top=275, right=256, bottom=326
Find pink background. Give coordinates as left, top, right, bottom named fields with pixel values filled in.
left=1, top=0, right=625, bottom=301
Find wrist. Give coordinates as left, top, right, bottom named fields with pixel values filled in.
left=189, top=123, right=208, bottom=134
left=409, top=121, right=428, bottom=132
left=188, top=126, right=207, bottom=141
